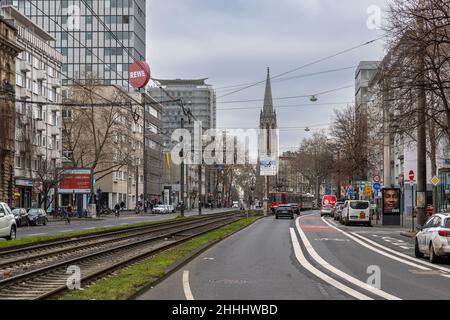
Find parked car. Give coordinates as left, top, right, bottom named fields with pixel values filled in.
left=288, top=203, right=300, bottom=215
left=340, top=200, right=371, bottom=226
left=320, top=204, right=333, bottom=217
left=27, top=208, right=48, bottom=226
left=415, top=213, right=450, bottom=263
left=0, top=202, right=17, bottom=240
left=275, top=205, right=294, bottom=220
left=334, top=204, right=345, bottom=221
left=153, top=205, right=170, bottom=214
left=165, top=204, right=176, bottom=213
left=11, top=208, right=30, bottom=227
left=331, top=202, right=345, bottom=218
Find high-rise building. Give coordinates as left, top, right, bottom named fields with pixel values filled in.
left=5, top=0, right=146, bottom=89
left=149, top=79, right=217, bottom=208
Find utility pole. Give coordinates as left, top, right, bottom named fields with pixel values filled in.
left=135, top=160, right=139, bottom=210
left=142, top=90, right=148, bottom=213
left=198, top=164, right=202, bottom=215
left=180, top=117, right=185, bottom=217
left=416, top=4, right=428, bottom=227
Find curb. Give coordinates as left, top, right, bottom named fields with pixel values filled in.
left=129, top=216, right=264, bottom=300
left=400, top=231, right=416, bottom=239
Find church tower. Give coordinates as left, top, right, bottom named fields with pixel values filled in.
left=257, top=68, right=278, bottom=210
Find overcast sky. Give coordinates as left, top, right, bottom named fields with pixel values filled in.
left=146, top=0, right=388, bottom=152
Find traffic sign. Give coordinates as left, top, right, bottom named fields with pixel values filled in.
left=409, top=170, right=415, bottom=184
left=373, top=175, right=380, bottom=183
left=431, top=176, right=440, bottom=186
left=365, top=186, right=373, bottom=198
left=373, top=182, right=381, bottom=191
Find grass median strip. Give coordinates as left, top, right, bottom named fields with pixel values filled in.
left=62, top=216, right=261, bottom=300
left=0, top=215, right=201, bottom=249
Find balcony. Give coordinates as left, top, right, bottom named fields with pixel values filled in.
left=48, top=77, right=61, bottom=88
left=18, top=87, right=31, bottom=100
left=36, top=70, right=47, bottom=81
left=18, top=60, right=31, bottom=73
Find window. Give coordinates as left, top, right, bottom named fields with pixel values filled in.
left=445, top=219, right=450, bottom=229
left=350, top=202, right=369, bottom=210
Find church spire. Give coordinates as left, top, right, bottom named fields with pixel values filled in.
left=263, top=67, right=274, bottom=114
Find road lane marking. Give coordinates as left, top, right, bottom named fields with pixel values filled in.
left=296, top=218, right=400, bottom=300
left=349, top=232, right=450, bottom=274
left=183, top=270, right=194, bottom=300
left=321, top=218, right=430, bottom=271
left=289, top=228, right=372, bottom=300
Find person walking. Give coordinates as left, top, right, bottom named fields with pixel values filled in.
left=65, top=205, right=72, bottom=225
left=115, top=203, right=121, bottom=218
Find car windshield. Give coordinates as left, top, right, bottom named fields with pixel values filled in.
left=28, top=209, right=39, bottom=216
left=12, top=209, right=20, bottom=215
left=350, top=202, right=369, bottom=210
left=445, top=218, right=450, bottom=229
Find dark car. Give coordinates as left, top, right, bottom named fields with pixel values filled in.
left=11, top=208, right=30, bottom=227
left=288, top=203, right=300, bottom=215
left=275, top=205, right=294, bottom=220
left=27, top=208, right=48, bottom=226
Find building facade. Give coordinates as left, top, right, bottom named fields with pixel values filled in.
left=0, top=16, right=22, bottom=207
left=3, top=5, right=63, bottom=209
left=5, top=0, right=146, bottom=89
left=149, top=79, right=217, bottom=208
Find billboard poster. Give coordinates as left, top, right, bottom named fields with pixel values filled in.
left=382, top=188, right=401, bottom=215
left=260, top=156, right=277, bottom=176
left=59, top=169, right=93, bottom=194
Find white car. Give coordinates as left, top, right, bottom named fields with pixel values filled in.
left=415, top=213, right=450, bottom=263
left=0, top=202, right=17, bottom=240
left=153, top=205, right=170, bottom=214
left=341, top=200, right=371, bottom=226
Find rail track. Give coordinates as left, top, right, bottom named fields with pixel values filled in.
left=0, top=211, right=245, bottom=300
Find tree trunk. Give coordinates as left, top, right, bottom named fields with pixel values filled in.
left=428, top=117, right=438, bottom=214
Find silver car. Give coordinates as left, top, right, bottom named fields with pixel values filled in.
left=415, top=213, right=450, bottom=263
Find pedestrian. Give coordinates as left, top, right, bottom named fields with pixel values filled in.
left=65, top=205, right=72, bottom=225
left=115, top=203, right=121, bottom=218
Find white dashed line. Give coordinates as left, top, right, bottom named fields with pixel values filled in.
left=182, top=270, right=194, bottom=300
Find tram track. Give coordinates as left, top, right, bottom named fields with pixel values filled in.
left=0, top=211, right=245, bottom=300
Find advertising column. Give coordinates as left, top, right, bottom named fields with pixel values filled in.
left=382, top=188, right=401, bottom=225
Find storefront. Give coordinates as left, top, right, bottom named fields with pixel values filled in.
left=14, top=178, right=33, bottom=208
left=438, top=168, right=450, bottom=212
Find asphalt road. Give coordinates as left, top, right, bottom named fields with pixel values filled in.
left=7, top=208, right=237, bottom=239
left=138, top=210, right=450, bottom=300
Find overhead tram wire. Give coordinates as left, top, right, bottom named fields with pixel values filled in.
left=217, top=101, right=355, bottom=111
left=214, top=66, right=358, bottom=92
left=217, top=36, right=384, bottom=99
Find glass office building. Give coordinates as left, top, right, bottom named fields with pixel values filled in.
left=5, top=0, right=146, bottom=89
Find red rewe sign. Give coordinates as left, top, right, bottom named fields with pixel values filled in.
left=128, top=61, right=151, bottom=89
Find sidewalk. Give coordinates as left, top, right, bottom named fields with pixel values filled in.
left=371, top=213, right=417, bottom=238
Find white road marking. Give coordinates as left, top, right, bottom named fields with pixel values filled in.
left=289, top=228, right=372, bottom=300
left=400, top=246, right=412, bottom=250
left=321, top=218, right=431, bottom=271
left=182, top=270, right=194, bottom=300
left=441, top=274, right=450, bottom=279
left=296, top=218, right=400, bottom=300
left=349, top=232, right=450, bottom=274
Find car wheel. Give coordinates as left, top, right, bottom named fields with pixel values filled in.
left=415, top=239, right=424, bottom=258
left=429, top=242, right=439, bottom=263
left=367, top=221, right=372, bottom=227
left=6, top=226, right=16, bottom=241
left=275, top=215, right=278, bottom=219
left=43, top=219, right=47, bottom=226
left=344, top=217, right=349, bottom=226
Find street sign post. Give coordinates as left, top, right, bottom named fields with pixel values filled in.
left=431, top=176, right=440, bottom=187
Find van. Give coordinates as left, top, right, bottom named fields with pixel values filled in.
left=341, top=200, right=371, bottom=227
left=322, top=195, right=337, bottom=207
